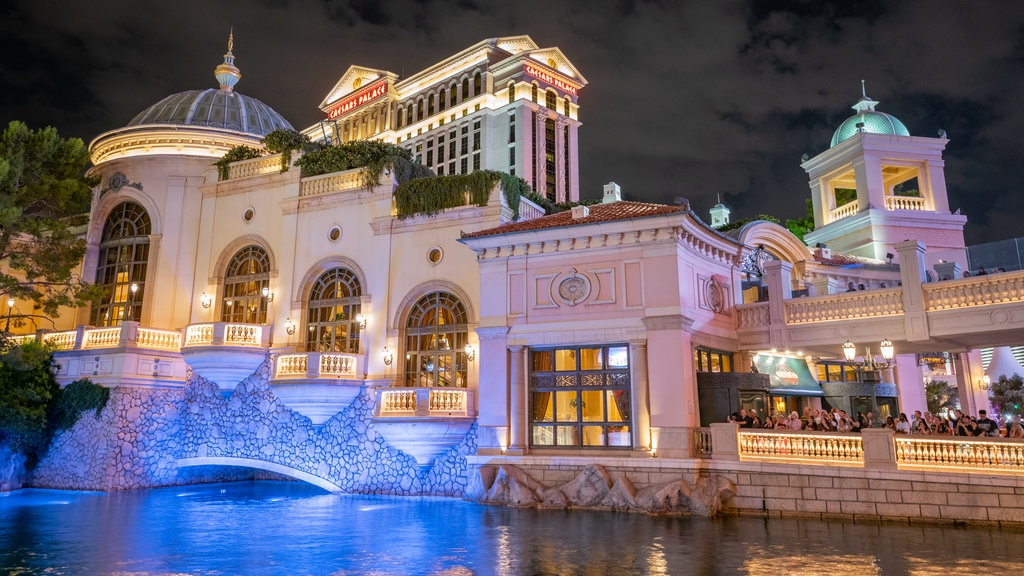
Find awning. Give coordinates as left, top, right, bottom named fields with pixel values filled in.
left=752, top=355, right=825, bottom=397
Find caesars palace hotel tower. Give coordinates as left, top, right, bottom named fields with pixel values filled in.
left=303, top=36, right=586, bottom=203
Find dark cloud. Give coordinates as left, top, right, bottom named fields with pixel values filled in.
left=2, top=0, right=1023, bottom=245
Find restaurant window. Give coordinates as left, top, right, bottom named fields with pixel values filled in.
left=404, top=291, right=469, bottom=388
left=91, top=201, right=151, bottom=326
left=221, top=245, right=270, bottom=324
left=815, top=361, right=858, bottom=382
left=306, top=267, right=362, bottom=353
left=529, top=345, right=631, bottom=448
left=694, top=348, right=733, bottom=373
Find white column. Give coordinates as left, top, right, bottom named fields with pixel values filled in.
left=629, top=340, right=651, bottom=453
left=508, top=345, right=527, bottom=454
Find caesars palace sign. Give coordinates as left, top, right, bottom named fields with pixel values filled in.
left=326, top=79, right=389, bottom=120
left=524, top=64, right=578, bottom=97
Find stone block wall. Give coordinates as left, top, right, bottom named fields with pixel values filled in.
left=30, top=359, right=476, bottom=496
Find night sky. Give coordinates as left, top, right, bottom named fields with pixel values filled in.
left=2, top=1, right=1022, bottom=245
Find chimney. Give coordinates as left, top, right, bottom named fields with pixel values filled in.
left=571, top=205, right=590, bottom=219
left=602, top=182, right=621, bottom=204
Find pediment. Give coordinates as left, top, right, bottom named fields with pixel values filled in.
left=319, top=66, right=396, bottom=110
left=523, top=48, right=587, bottom=85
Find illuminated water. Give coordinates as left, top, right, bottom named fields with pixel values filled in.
left=1, top=481, right=1022, bottom=575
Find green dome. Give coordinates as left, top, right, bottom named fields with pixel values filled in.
left=829, top=87, right=910, bottom=148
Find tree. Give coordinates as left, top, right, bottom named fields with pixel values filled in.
left=989, top=373, right=1024, bottom=418
left=924, top=379, right=959, bottom=415
left=0, top=340, right=61, bottom=465
left=0, top=121, right=99, bottom=326
left=785, top=199, right=815, bottom=243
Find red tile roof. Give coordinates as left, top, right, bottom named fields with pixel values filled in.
left=462, top=201, right=684, bottom=238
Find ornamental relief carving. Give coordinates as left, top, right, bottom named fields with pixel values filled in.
left=555, top=267, right=592, bottom=306
left=697, top=274, right=730, bottom=315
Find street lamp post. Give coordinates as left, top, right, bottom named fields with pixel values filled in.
left=5, top=297, right=14, bottom=333
left=125, top=282, right=139, bottom=323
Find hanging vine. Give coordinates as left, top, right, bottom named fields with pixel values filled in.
left=262, top=129, right=313, bottom=173
left=395, top=170, right=536, bottom=220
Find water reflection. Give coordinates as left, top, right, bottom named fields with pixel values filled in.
left=0, top=482, right=1022, bottom=575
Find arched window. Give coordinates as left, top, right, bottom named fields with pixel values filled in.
left=221, top=245, right=270, bottom=324
left=306, top=267, right=362, bottom=353
left=439, top=88, right=447, bottom=111
left=531, top=83, right=538, bottom=103
left=396, top=106, right=404, bottom=129
left=564, top=96, right=571, bottom=116
left=406, top=106, right=413, bottom=127
left=449, top=83, right=457, bottom=107
left=508, top=81, right=516, bottom=104
left=473, top=72, right=482, bottom=97
left=427, top=94, right=435, bottom=116
left=416, top=98, right=423, bottom=121
left=404, top=291, right=469, bottom=388
left=91, top=201, right=151, bottom=326
left=545, top=90, right=557, bottom=110
left=461, top=78, right=469, bottom=103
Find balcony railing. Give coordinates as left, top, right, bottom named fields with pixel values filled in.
left=377, top=387, right=473, bottom=417
left=226, top=153, right=285, bottom=180
left=183, top=323, right=267, bottom=347
left=36, top=324, right=183, bottom=352
left=884, top=195, right=926, bottom=211
left=827, top=201, right=859, bottom=223
left=784, top=287, right=903, bottom=324
left=698, top=426, right=1024, bottom=475
left=274, top=352, right=360, bottom=379
left=924, top=270, right=1024, bottom=311
left=299, top=169, right=364, bottom=198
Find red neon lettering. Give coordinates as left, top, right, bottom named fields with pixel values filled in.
left=326, top=81, right=388, bottom=120
left=524, top=64, right=578, bottom=96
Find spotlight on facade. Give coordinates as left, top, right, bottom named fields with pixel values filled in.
left=200, top=291, right=212, bottom=309
left=382, top=347, right=394, bottom=366
left=356, top=314, right=367, bottom=331
left=464, top=344, right=476, bottom=362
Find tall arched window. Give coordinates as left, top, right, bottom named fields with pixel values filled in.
left=404, top=291, right=468, bottom=388
left=508, top=81, right=516, bottom=104
left=306, top=267, right=362, bottom=353
left=449, top=83, right=457, bottom=107
left=531, top=83, right=538, bottom=103
left=439, top=88, right=447, bottom=111
left=473, top=72, right=482, bottom=97
left=221, top=245, right=270, bottom=324
left=545, top=90, right=557, bottom=110
left=91, top=201, right=151, bottom=326
left=461, top=78, right=469, bottom=103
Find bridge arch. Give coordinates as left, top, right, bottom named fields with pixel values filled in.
left=177, top=457, right=343, bottom=493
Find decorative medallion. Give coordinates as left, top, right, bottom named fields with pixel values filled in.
left=101, top=171, right=143, bottom=195
left=705, top=277, right=725, bottom=313
left=556, top=267, right=591, bottom=306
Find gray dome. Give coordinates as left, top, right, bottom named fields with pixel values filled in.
left=127, top=89, right=293, bottom=137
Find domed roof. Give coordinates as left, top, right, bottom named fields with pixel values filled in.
left=127, top=89, right=293, bottom=136
left=830, top=83, right=909, bottom=148
left=126, top=32, right=293, bottom=137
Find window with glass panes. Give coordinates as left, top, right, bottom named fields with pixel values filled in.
left=221, top=245, right=270, bottom=324
left=404, top=291, right=469, bottom=388
left=306, top=267, right=362, bottom=353
left=694, top=347, right=733, bottom=372
left=529, top=345, right=632, bottom=448
left=815, top=361, right=858, bottom=382
left=91, top=201, right=151, bottom=326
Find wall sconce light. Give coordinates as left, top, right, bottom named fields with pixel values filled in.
left=356, top=313, right=367, bottom=331
left=979, top=375, right=991, bottom=391
left=200, top=291, right=212, bottom=309
left=464, top=344, right=476, bottom=362
left=5, top=297, right=14, bottom=333
left=284, top=317, right=296, bottom=335
left=842, top=338, right=895, bottom=369
left=261, top=286, right=274, bottom=302
left=382, top=346, right=394, bottom=366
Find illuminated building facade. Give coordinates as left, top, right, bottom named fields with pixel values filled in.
left=305, top=36, right=586, bottom=203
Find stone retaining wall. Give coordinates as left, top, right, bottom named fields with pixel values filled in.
left=466, top=455, right=1024, bottom=526
left=30, top=361, right=476, bottom=495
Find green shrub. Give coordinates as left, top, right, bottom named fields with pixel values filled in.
left=51, top=379, right=109, bottom=431
left=213, top=145, right=262, bottom=180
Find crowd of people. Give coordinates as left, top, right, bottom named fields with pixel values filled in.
left=728, top=406, right=1024, bottom=438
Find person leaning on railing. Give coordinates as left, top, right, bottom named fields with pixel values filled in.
left=1009, top=418, right=1024, bottom=438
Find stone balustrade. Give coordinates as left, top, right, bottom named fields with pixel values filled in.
left=31, top=324, right=182, bottom=352
left=784, top=287, right=903, bottom=324
left=183, top=323, right=268, bottom=347
left=735, top=302, right=770, bottom=328
left=924, top=270, right=1024, bottom=311
left=226, top=154, right=284, bottom=180
left=827, top=201, right=859, bottom=223
left=299, top=169, right=364, bottom=197
left=274, top=352, right=359, bottom=379
left=885, top=195, right=926, bottom=211
left=701, top=425, right=1024, bottom=474
left=377, top=388, right=473, bottom=417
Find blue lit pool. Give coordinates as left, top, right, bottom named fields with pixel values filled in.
left=1, top=481, right=1022, bottom=575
